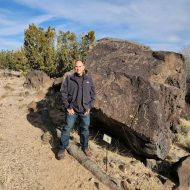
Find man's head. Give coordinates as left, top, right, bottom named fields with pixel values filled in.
left=74, top=60, right=85, bottom=76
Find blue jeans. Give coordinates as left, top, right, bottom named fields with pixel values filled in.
left=59, top=112, right=90, bottom=152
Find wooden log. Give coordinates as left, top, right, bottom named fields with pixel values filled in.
left=67, top=142, right=125, bottom=190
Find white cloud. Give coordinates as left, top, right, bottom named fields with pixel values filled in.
left=147, top=43, right=180, bottom=52
left=13, top=0, right=190, bottom=27
left=0, top=9, right=16, bottom=26
left=1, top=0, right=190, bottom=51
left=14, top=1, right=190, bottom=38
left=0, top=13, right=54, bottom=36
left=167, top=35, right=181, bottom=43
left=0, top=7, right=54, bottom=49
left=0, top=38, right=22, bottom=50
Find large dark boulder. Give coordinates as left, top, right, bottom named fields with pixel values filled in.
left=86, top=38, right=186, bottom=159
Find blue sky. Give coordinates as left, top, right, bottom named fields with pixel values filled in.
left=0, top=0, right=190, bottom=52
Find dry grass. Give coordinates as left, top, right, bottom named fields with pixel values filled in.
left=176, top=118, right=190, bottom=150
left=180, top=118, right=190, bottom=134
left=185, top=132, right=190, bottom=149
left=90, top=132, right=131, bottom=157
left=140, top=179, right=161, bottom=190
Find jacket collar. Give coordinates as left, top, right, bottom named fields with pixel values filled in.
left=70, top=71, right=88, bottom=81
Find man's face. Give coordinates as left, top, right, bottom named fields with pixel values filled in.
left=75, top=61, right=85, bottom=76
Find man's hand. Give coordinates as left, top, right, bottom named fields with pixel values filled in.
left=84, top=109, right=90, bottom=115
left=67, top=108, right=75, bottom=115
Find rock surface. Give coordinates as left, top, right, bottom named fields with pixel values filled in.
left=171, top=155, right=190, bottom=190
left=181, top=80, right=190, bottom=119
left=86, top=38, right=186, bottom=159
left=24, top=70, right=53, bottom=90
left=177, top=156, right=190, bottom=190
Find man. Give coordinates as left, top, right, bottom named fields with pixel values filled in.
left=57, top=60, right=96, bottom=160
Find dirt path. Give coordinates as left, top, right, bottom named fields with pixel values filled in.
left=0, top=75, right=109, bottom=190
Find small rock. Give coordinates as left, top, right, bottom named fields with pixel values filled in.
left=163, top=179, right=174, bottom=189
left=121, top=180, right=130, bottom=190
left=122, top=176, right=127, bottom=180
left=126, top=178, right=131, bottom=184
left=144, top=172, right=153, bottom=178
left=130, top=160, right=139, bottom=166
left=119, top=163, right=130, bottom=173
left=27, top=101, right=37, bottom=112
left=24, top=70, right=53, bottom=90
left=94, top=182, right=100, bottom=189
left=146, top=159, right=157, bottom=170
left=88, top=177, right=94, bottom=182
left=109, top=161, right=116, bottom=168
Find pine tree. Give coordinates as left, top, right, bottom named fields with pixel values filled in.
left=24, top=24, right=56, bottom=76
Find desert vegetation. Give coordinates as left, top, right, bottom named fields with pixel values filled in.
left=0, top=23, right=95, bottom=77
left=176, top=118, right=190, bottom=150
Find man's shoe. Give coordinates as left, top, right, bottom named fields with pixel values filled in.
left=57, top=151, right=65, bottom=160
left=82, top=148, right=92, bottom=157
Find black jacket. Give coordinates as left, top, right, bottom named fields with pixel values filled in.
left=60, top=72, right=96, bottom=111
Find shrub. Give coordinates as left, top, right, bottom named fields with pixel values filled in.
left=1, top=23, right=96, bottom=77
left=180, top=118, right=190, bottom=135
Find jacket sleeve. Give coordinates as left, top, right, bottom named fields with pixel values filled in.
left=89, top=77, right=96, bottom=109
left=60, top=76, right=70, bottom=109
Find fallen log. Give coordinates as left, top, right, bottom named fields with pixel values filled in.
left=67, top=142, right=125, bottom=190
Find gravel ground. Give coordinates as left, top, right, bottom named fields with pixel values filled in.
left=0, top=75, right=109, bottom=190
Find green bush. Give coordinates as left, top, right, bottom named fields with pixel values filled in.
left=24, top=24, right=56, bottom=76
left=0, top=49, right=29, bottom=73
left=0, top=23, right=96, bottom=77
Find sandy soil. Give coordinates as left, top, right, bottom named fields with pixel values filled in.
left=0, top=74, right=110, bottom=190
